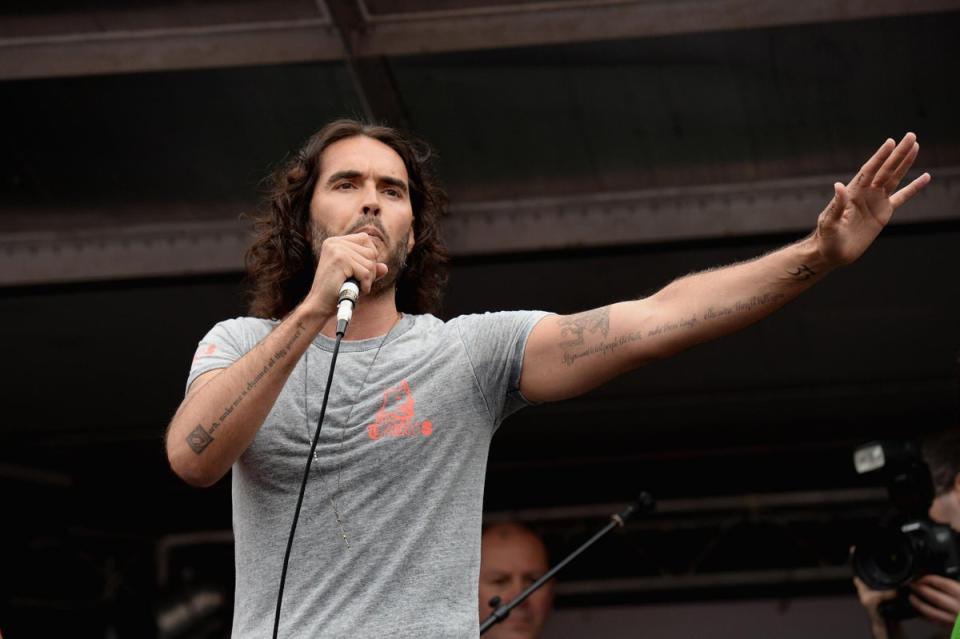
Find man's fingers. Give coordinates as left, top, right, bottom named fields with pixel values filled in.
left=327, top=236, right=384, bottom=292
left=884, top=142, right=919, bottom=193
left=853, top=137, right=896, bottom=187
left=872, top=132, right=916, bottom=189
left=890, top=173, right=931, bottom=209
left=347, top=258, right=390, bottom=293
left=909, top=593, right=958, bottom=626
left=910, top=582, right=958, bottom=611
left=324, top=234, right=378, bottom=261
left=347, top=259, right=375, bottom=293
left=343, top=232, right=380, bottom=254
left=916, top=575, right=960, bottom=594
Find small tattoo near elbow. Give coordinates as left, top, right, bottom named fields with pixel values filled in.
left=788, top=264, right=816, bottom=281
left=187, top=425, right=214, bottom=454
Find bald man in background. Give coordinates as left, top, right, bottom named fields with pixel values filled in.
left=478, top=523, right=555, bottom=639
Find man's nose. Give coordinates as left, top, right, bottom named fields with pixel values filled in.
left=361, top=182, right=381, bottom=216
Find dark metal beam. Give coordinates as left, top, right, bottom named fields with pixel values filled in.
left=356, top=0, right=960, bottom=57
left=324, top=0, right=412, bottom=128
left=2, top=167, right=957, bottom=286
left=2, top=0, right=956, bottom=80
left=0, top=18, right=343, bottom=80
left=445, top=166, right=960, bottom=256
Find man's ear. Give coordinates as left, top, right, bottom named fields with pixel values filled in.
left=406, top=226, right=416, bottom=253
left=953, top=472, right=960, bottom=496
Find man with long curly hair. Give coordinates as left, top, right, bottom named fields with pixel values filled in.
left=165, top=119, right=930, bottom=638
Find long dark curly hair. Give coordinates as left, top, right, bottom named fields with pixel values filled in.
left=246, top=119, right=450, bottom=319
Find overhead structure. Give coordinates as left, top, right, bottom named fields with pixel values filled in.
left=1, top=0, right=956, bottom=80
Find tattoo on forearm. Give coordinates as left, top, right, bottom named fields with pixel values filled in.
left=787, top=264, right=816, bottom=281
left=702, top=292, right=785, bottom=320
left=562, top=330, right=644, bottom=366
left=187, top=425, right=214, bottom=454
left=558, top=306, right=610, bottom=348
left=186, top=320, right=307, bottom=455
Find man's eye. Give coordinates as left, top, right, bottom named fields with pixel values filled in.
left=384, top=188, right=402, bottom=198
left=335, top=182, right=355, bottom=190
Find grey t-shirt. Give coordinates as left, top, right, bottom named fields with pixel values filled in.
left=186, top=311, right=548, bottom=638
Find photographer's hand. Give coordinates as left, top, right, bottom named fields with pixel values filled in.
left=854, top=576, right=900, bottom=639
left=908, top=575, right=960, bottom=627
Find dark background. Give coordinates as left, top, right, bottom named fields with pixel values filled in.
left=2, top=1, right=959, bottom=637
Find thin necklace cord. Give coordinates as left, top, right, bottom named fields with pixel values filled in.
left=306, top=316, right=396, bottom=549
left=272, top=329, right=345, bottom=639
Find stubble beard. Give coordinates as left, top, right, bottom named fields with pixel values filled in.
left=310, top=219, right=409, bottom=299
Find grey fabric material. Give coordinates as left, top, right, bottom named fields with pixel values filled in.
left=186, top=311, right=548, bottom=638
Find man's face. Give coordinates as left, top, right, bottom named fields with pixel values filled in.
left=928, top=474, right=960, bottom=531
left=478, top=525, right=554, bottom=639
left=309, top=135, right=415, bottom=293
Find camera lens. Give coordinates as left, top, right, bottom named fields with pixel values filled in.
left=853, top=528, right=916, bottom=590
left=874, top=545, right=910, bottom=576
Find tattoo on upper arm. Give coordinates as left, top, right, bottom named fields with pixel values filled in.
left=555, top=291, right=786, bottom=368
left=561, top=330, right=644, bottom=366
left=787, top=264, right=816, bottom=281
left=185, top=320, right=307, bottom=455
left=558, top=307, right=645, bottom=366
left=558, top=307, right=610, bottom=348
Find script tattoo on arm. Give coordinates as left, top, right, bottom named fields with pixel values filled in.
left=561, top=330, right=644, bottom=366
left=702, top=292, right=785, bottom=320
left=787, top=264, right=816, bottom=281
left=647, top=315, right=698, bottom=337
left=555, top=290, right=788, bottom=367
left=185, top=320, right=307, bottom=455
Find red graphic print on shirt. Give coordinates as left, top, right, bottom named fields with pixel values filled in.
left=192, top=342, right=218, bottom=363
left=367, top=379, right=433, bottom=440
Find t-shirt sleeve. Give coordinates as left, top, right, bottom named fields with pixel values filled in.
left=452, top=310, right=551, bottom=424
left=185, top=319, right=253, bottom=395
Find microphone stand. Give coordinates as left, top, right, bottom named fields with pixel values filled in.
left=479, top=494, right=655, bottom=635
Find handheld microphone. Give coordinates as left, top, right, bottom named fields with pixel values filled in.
left=336, top=277, right=360, bottom=336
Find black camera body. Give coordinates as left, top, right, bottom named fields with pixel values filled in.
left=851, top=440, right=960, bottom=618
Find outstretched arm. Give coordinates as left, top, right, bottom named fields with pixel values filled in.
left=520, top=133, right=930, bottom=403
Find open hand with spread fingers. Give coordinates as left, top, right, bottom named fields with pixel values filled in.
left=814, top=132, right=931, bottom=268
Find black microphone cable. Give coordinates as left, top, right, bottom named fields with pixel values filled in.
left=272, top=280, right=358, bottom=639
